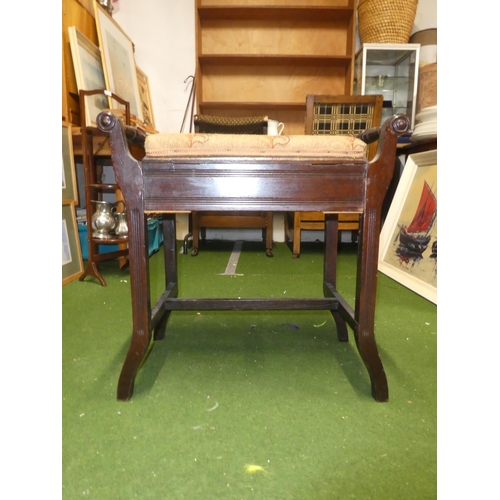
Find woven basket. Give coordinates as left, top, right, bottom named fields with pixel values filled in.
left=358, top=0, right=418, bottom=44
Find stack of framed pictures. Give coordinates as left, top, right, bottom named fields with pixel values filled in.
left=68, top=1, right=156, bottom=131
left=62, top=124, right=84, bottom=285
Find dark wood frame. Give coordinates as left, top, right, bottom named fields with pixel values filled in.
left=97, top=111, right=409, bottom=403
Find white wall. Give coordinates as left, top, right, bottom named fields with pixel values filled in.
left=113, top=0, right=196, bottom=133
left=413, top=0, right=437, bottom=33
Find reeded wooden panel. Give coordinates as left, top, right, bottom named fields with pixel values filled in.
left=201, top=65, right=348, bottom=103
left=201, top=20, right=348, bottom=56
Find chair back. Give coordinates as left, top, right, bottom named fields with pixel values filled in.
left=305, top=94, right=383, bottom=159
left=194, top=115, right=268, bottom=135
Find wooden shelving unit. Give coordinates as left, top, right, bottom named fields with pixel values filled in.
left=78, top=123, right=129, bottom=287
left=77, top=90, right=135, bottom=286
left=195, top=0, right=357, bottom=134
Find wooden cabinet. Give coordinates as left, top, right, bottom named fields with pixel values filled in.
left=195, top=0, right=357, bottom=134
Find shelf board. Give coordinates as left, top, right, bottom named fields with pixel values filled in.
left=91, top=237, right=128, bottom=245
left=198, top=54, right=352, bottom=66
left=199, top=102, right=306, bottom=111
left=198, top=6, right=353, bottom=22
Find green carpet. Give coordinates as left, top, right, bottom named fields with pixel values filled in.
left=62, top=241, right=437, bottom=499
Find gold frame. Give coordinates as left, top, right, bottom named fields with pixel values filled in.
left=67, top=26, right=110, bottom=127
left=93, top=1, right=144, bottom=122
left=62, top=124, right=78, bottom=204
left=62, top=200, right=84, bottom=285
left=136, top=66, right=156, bottom=130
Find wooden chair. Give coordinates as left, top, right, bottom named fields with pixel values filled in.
left=285, top=94, right=383, bottom=257
left=190, top=115, right=274, bottom=257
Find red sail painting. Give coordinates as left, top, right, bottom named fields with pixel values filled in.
left=396, top=181, right=437, bottom=262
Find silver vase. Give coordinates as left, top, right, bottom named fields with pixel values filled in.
left=91, top=201, right=116, bottom=239
left=114, top=211, right=128, bottom=239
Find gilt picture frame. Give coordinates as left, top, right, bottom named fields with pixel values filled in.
left=62, top=124, right=78, bottom=203
left=93, top=1, right=144, bottom=122
left=136, top=65, right=155, bottom=130
left=68, top=26, right=110, bottom=127
left=62, top=201, right=84, bottom=285
left=378, top=149, right=437, bottom=304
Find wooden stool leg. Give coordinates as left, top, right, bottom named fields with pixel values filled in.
left=191, top=211, right=199, bottom=256
left=354, top=210, right=388, bottom=402
left=324, top=214, right=348, bottom=342
left=117, top=209, right=152, bottom=401
left=292, top=212, right=301, bottom=258
left=154, top=214, right=178, bottom=340
left=265, top=211, right=273, bottom=257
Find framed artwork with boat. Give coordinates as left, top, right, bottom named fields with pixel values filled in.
left=379, top=149, right=437, bottom=304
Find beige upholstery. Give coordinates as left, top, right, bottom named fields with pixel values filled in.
left=145, top=133, right=367, bottom=159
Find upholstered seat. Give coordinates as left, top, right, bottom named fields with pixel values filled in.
left=145, top=133, right=367, bottom=159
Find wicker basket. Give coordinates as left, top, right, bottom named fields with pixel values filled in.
left=358, top=0, right=418, bottom=44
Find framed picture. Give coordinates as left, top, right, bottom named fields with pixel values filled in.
left=62, top=37, right=69, bottom=122
left=378, top=149, right=437, bottom=304
left=93, top=1, right=144, bottom=122
left=62, top=201, right=84, bottom=285
left=62, top=124, right=78, bottom=203
left=68, top=26, right=110, bottom=126
left=136, top=66, right=155, bottom=130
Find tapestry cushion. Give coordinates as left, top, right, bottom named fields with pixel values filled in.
left=145, top=133, right=367, bottom=160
